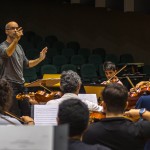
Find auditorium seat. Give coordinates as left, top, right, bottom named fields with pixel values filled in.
left=80, top=64, right=99, bottom=83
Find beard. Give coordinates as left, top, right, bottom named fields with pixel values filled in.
left=8, top=33, right=16, bottom=39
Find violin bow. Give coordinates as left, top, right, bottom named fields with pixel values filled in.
left=126, top=76, right=135, bottom=88
left=107, top=65, right=127, bottom=83
left=39, top=83, right=52, bottom=93
left=3, top=111, right=26, bottom=124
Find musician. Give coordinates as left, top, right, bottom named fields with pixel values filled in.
left=0, top=79, right=34, bottom=125
left=47, top=70, right=103, bottom=112
left=125, top=108, right=150, bottom=150
left=101, top=61, right=123, bottom=85
left=129, top=80, right=150, bottom=110
left=83, top=83, right=150, bottom=150
left=58, top=98, right=111, bottom=150
left=0, top=21, right=47, bottom=117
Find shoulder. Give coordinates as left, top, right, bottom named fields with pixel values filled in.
left=0, top=115, right=21, bottom=125
left=0, top=41, right=8, bottom=49
left=95, top=144, right=111, bottom=150
left=117, top=80, right=123, bottom=85
left=139, top=95, right=150, bottom=100
left=83, top=122, right=102, bottom=141
left=46, top=98, right=63, bottom=105
left=69, top=140, right=111, bottom=150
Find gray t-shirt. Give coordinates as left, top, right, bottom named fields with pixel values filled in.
left=0, top=41, right=29, bottom=84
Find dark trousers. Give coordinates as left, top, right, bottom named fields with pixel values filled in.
left=9, top=82, right=31, bottom=117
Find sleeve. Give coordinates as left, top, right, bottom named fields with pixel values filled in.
left=0, top=44, right=9, bottom=58
left=81, top=99, right=103, bottom=112
left=137, top=120, right=150, bottom=138
left=135, top=96, right=143, bottom=109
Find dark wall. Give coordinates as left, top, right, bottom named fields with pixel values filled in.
left=0, top=1, right=150, bottom=64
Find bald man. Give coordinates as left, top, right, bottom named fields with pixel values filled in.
left=0, top=21, right=47, bottom=116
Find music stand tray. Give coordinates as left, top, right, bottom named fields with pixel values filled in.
left=25, top=78, right=60, bottom=88
left=84, top=84, right=105, bottom=99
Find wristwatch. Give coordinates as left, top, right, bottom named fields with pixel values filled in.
left=139, top=108, right=146, bottom=119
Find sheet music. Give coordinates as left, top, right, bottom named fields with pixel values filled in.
left=78, top=94, right=98, bottom=104
left=34, top=105, right=58, bottom=125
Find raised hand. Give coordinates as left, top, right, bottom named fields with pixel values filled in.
left=39, top=47, right=48, bottom=61
left=14, top=27, right=23, bottom=41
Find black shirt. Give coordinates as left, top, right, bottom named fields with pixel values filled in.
left=83, top=117, right=150, bottom=150
left=69, top=139, right=111, bottom=150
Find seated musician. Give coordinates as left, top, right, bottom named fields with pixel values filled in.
left=0, top=79, right=34, bottom=125
left=129, top=80, right=150, bottom=110
left=101, top=61, right=123, bottom=85
left=57, top=98, right=111, bottom=150
left=125, top=108, right=150, bottom=150
left=82, top=83, right=150, bottom=150
left=132, top=81, right=150, bottom=150
left=46, top=70, right=103, bottom=112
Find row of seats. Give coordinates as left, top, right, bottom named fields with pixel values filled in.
left=19, top=31, right=139, bottom=84
left=23, top=64, right=106, bottom=83
left=24, top=62, right=150, bottom=85
left=24, top=46, right=134, bottom=65
left=19, top=31, right=134, bottom=65
left=30, top=53, right=134, bottom=78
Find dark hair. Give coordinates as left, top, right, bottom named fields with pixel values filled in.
left=103, top=61, right=116, bottom=71
left=0, top=79, right=13, bottom=112
left=102, top=83, right=128, bottom=113
left=60, top=70, right=81, bottom=93
left=58, top=98, right=89, bottom=137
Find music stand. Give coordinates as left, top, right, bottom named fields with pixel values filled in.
left=25, top=78, right=60, bottom=88
left=84, top=84, right=105, bottom=100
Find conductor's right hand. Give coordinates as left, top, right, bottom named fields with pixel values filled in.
left=14, top=27, right=23, bottom=41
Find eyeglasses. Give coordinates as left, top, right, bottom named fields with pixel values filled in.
left=6, top=27, right=20, bottom=30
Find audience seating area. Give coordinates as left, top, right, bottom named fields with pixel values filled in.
left=17, top=31, right=147, bottom=84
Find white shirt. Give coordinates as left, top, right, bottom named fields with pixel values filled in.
left=46, top=93, right=103, bottom=112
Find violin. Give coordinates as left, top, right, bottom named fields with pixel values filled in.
left=89, top=111, right=138, bottom=123
left=106, top=65, right=127, bottom=84
left=108, top=76, right=119, bottom=83
left=127, top=78, right=150, bottom=110
left=16, top=92, right=35, bottom=100
left=89, top=111, right=106, bottom=123
left=35, top=90, right=62, bottom=102
left=127, top=85, right=150, bottom=110
left=16, top=90, right=62, bottom=103
left=129, top=82, right=150, bottom=98
left=138, top=83, right=150, bottom=95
